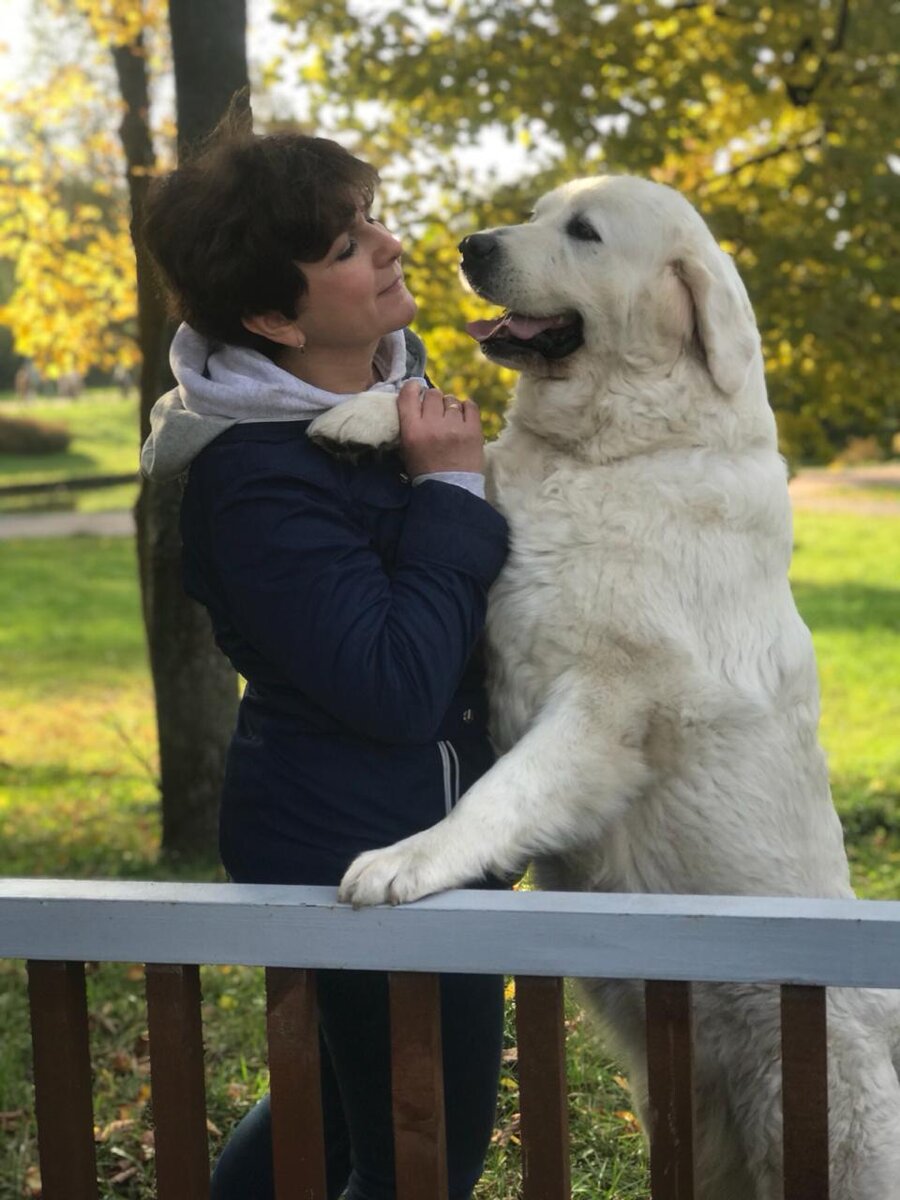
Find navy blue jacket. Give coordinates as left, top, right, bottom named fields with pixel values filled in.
left=179, top=420, right=510, bottom=885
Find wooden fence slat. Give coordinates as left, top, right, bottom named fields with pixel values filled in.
left=781, top=984, right=829, bottom=1200
left=265, top=967, right=328, bottom=1200
left=389, top=972, right=448, bottom=1200
left=514, top=975, right=571, bottom=1200
left=27, top=960, right=98, bottom=1200
left=145, top=963, right=210, bottom=1199
left=645, top=980, right=694, bottom=1200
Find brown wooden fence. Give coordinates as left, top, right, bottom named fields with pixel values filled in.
left=25, top=964, right=829, bottom=1200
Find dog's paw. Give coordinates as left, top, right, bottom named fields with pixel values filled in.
left=338, top=831, right=454, bottom=907
left=308, top=393, right=401, bottom=454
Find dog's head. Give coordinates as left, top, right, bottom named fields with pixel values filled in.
left=461, top=175, right=759, bottom=397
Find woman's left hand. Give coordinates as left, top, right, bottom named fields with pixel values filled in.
left=397, top=381, right=484, bottom=477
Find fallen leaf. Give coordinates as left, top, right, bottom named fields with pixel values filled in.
left=614, top=1109, right=641, bottom=1130
left=96, top=1117, right=135, bottom=1142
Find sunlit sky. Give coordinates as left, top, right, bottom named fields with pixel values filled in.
left=0, top=0, right=29, bottom=82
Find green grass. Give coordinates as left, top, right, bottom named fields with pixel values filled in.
left=0, top=388, right=140, bottom=515
left=0, top=508, right=898, bottom=1198
left=790, top=513, right=900, bottom=899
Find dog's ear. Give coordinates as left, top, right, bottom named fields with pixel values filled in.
left=673, top=244, right=759, bottom=395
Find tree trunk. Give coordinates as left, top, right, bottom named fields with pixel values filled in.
left=113, top=4, right=249, bottom=862
left=169, top=0, right=251, bottom=156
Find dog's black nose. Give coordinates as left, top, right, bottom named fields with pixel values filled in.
left=459, top=233, right=498, bottom=261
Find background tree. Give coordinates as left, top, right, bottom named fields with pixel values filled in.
left=4, top=1, right=895, bottom=460
left=131, top=0, right=249, bottom=860
left=117, top=0, right=248, bottom=859
left=274, top=0, right=898, bottom=460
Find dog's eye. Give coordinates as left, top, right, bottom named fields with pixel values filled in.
left=566, top=215, right=603, bottom=243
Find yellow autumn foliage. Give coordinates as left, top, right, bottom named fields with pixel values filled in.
left=0, top=0, right=895, bottom=462
left=0, top=3, right=169, bottom=376
left=45, top=0, right=166, bottom=50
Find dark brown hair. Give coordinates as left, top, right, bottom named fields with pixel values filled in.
left=142, top=114, right=378, bottom=354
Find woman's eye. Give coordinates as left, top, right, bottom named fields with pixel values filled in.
left=337, top=238, right=358, bottom=261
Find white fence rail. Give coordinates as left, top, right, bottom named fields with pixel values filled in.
left=2, top=878, right=900, bottom=984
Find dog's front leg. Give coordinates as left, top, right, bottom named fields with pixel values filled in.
left=338, top=673, right=652, bottom=906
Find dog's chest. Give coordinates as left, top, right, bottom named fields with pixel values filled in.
left=484, top=447, right=624, bottom=745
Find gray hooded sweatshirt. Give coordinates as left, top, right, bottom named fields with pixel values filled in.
left=140, top=322, right=428, bottom=482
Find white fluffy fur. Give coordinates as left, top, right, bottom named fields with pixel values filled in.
left=313, top=176, right=900, bottom=1199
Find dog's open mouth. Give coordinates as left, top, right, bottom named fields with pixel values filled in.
left=465, top=310, right=584, bottom=361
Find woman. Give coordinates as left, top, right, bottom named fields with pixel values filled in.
left=140, top=119, right=509, bottom=1200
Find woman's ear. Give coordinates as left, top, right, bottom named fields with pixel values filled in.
left=241, top=312, right=305, bottom=351
left=672, top=242, right=759, bottom=395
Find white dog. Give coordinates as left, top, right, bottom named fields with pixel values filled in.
left=310, top=176, right=900, bottom=1199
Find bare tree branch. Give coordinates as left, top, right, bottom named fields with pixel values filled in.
left=698, top=128, right=825, bottom=193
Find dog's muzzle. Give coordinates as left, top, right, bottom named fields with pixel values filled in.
left=459, top=233, right=584, bottom=364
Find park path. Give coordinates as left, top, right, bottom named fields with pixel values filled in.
left=0, top=508, right=134, bottom=540
left=0, top=466, right=897, bottom=540
left=786, top=464, right=900, bottom=515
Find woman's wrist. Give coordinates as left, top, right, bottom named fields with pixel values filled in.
left=412, top=471, right=486, bottom=500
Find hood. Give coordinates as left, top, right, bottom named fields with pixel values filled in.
left=140, top=323, right=428, bottom=481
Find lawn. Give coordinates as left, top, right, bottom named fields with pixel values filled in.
left=791, top=513, right=900, bottom=898
left=0, top=506, right=898, bottom=1198
left=0, top=389, right=140, bottom=515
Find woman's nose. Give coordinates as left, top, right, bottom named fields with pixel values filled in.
left=376, top=226, right=403, bottom=262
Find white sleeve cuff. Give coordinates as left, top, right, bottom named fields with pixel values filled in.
left=412, top=471, right=486, bottom=500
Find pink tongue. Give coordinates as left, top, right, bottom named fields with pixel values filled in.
left=465, top=316, right=509, bottom=342
left=465, top=312, right=572, bottom=343
left=506, top=314, right=570, bottom=339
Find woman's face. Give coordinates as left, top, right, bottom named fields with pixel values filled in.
left=295, top=207, right=417, bottom=351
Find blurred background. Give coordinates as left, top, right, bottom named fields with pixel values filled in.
left=0, top=2, right=897, bottom=1197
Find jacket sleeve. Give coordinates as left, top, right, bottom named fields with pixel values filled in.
left=203, top=461, right=509, bottom=744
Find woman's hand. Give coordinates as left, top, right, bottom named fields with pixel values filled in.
left=397, top=381, right=485, bottom=477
